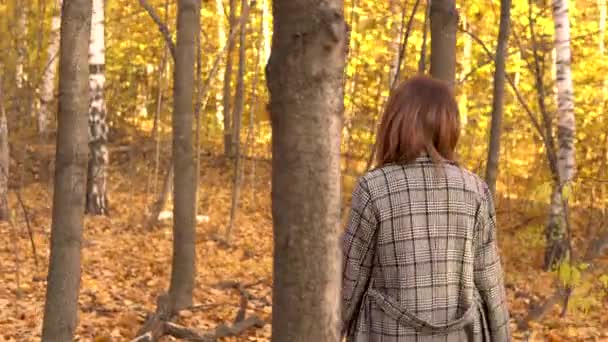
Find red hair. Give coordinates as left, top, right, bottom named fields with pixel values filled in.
left=375, top=75, right=460, bottom=167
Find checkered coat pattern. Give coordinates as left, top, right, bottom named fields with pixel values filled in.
left=342, top=156, right=511, bottom=341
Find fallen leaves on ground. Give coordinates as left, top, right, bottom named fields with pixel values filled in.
left=0, top=154, right=606, bottom=341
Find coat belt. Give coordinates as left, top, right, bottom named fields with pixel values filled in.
left=366, top=287, right=486, bottom=335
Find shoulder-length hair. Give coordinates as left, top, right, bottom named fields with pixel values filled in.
left=375, top=75, right=460, bottom=168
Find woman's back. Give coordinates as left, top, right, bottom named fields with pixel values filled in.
left=342, top=157, right=510, bottom=341
left=341, top=76, right=510, bottom=341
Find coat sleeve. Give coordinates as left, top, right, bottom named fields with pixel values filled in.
left=341, top=177, right=378, bottom=335
left=473, top=185, right=511, bottom=341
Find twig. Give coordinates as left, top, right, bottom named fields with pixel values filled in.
left=14, top=190, right=38, bottom=268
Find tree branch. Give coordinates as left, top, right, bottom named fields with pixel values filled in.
left=139, top=0, right=177, bottom=61
left=460, top=28, right=547, bottom=145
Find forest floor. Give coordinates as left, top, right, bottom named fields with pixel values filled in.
left=0, top=148, right=607, bottom=341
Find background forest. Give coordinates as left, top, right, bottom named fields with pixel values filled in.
left=0, top=0, right=607, bottom=340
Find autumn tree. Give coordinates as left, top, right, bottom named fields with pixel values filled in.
left=0, top=74, right=8, bottom=221
left=14, top=0, right=27, bottom=91
left=41, top=0, right=92, bottom=340
left=266, top=0, right=348, bottom=340
left=168, top=0, right=200, bottom=310
left=86, top=0, right=109, bottom=215
left=223, top=0, right=237, bottom=156
left=485, top=0, right=512, bottom=196
left=545, top=0, right=576, bottom=269
left=227, top=0, right=249, bottom=243
left=39, top=0, right=62, bottom=138
left=429, top=0, right=457, bottom=84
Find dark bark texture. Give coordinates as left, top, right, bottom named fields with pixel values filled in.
left=41, top=0, right=92, bottom=340
left=485, top=0, right=512, bottom=196
left=223, top=0, right=237, bottom=156
left=430, top=0, right=457, bottom=84
left=266, top=0, right=348, bottom=341
left=168, top=0, right=200, bottom=311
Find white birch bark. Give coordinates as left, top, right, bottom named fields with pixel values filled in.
left=553, top=0, right=576, bottom=185
left=15, top=0, right=27, bottom=90
left=86, top=0, right=109, bottom=215
left=215, top=0, right=226, bottom=125
left=39, top=0, right=62, bottom=137
left=545, top=0, right=576, bottom=268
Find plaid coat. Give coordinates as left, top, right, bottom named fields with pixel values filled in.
left=342, top=155, right=510, bottom=341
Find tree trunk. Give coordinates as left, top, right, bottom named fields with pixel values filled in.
left=485, top=0, right=512, bottom=197
left=546, top=0, right=576, bottom=269
left=0, top=75, right=9, bottom=221
left=15, top=0, right=27, bottom=90
left=600, top=0, right=607, bottom=215
left=388, top=0, right=404, bottom=88
left=168, top=0, right=199, bottom=312
left=459, top=14, right=471, bottom=126
left=227, top=0, right=249, bottom=243
left=429, top=0, right=457, bottom=84
left=41, top=0, right=92, bottom=340
left=86, top=0, right=109, bottom=215
left=262, top=0, right=271, bottom=64
left=223, top=0, right=237, bottom=156
left=418, top=0, right=431, bottom=73
left=215, top=0, right=226, bottom=130
left=266, top=1, right=347, bottom=340
left=39, top=0, right=62, bottom=138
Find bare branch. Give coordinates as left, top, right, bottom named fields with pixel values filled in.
left=139, top=0, right=177, bottom=61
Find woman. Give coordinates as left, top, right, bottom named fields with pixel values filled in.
left=341, top=76, right=510, bottom=341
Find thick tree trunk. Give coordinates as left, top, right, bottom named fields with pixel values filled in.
left=545, top=0, right=576, bottom=269
left=168, top=0, right=199, bottom=311
left=429, top=0, right=457, bottom=84
left=39, top=0, right=62, bottom=138
left=86, top=0, right=109, bottom=215
left=41, top=0, right=92, bottom=340
left=223, top=0, right=237, bottom=156
left=0, top=76, right=9, bottom=221
left=266, top=1, right=347, bottom=340
left=485, top=0, right=512, bottom=197
left=227, top=0, right=249, bottom=243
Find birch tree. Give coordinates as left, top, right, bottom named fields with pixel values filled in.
left=41, top=0, right=92, bottom=339
left=545, top=0, right=576, bottom=268
left=215, top=0, right=226, bottom=127
left=39, top=0, right=63, bottom=138
left=86, top=0, right=109, bottom=215
left=15, top=0, right=27, bottom=90
left=266, top=0, right=348, bottom=339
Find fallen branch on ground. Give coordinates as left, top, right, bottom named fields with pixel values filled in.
left=132, top=280, right=267, bottom=342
